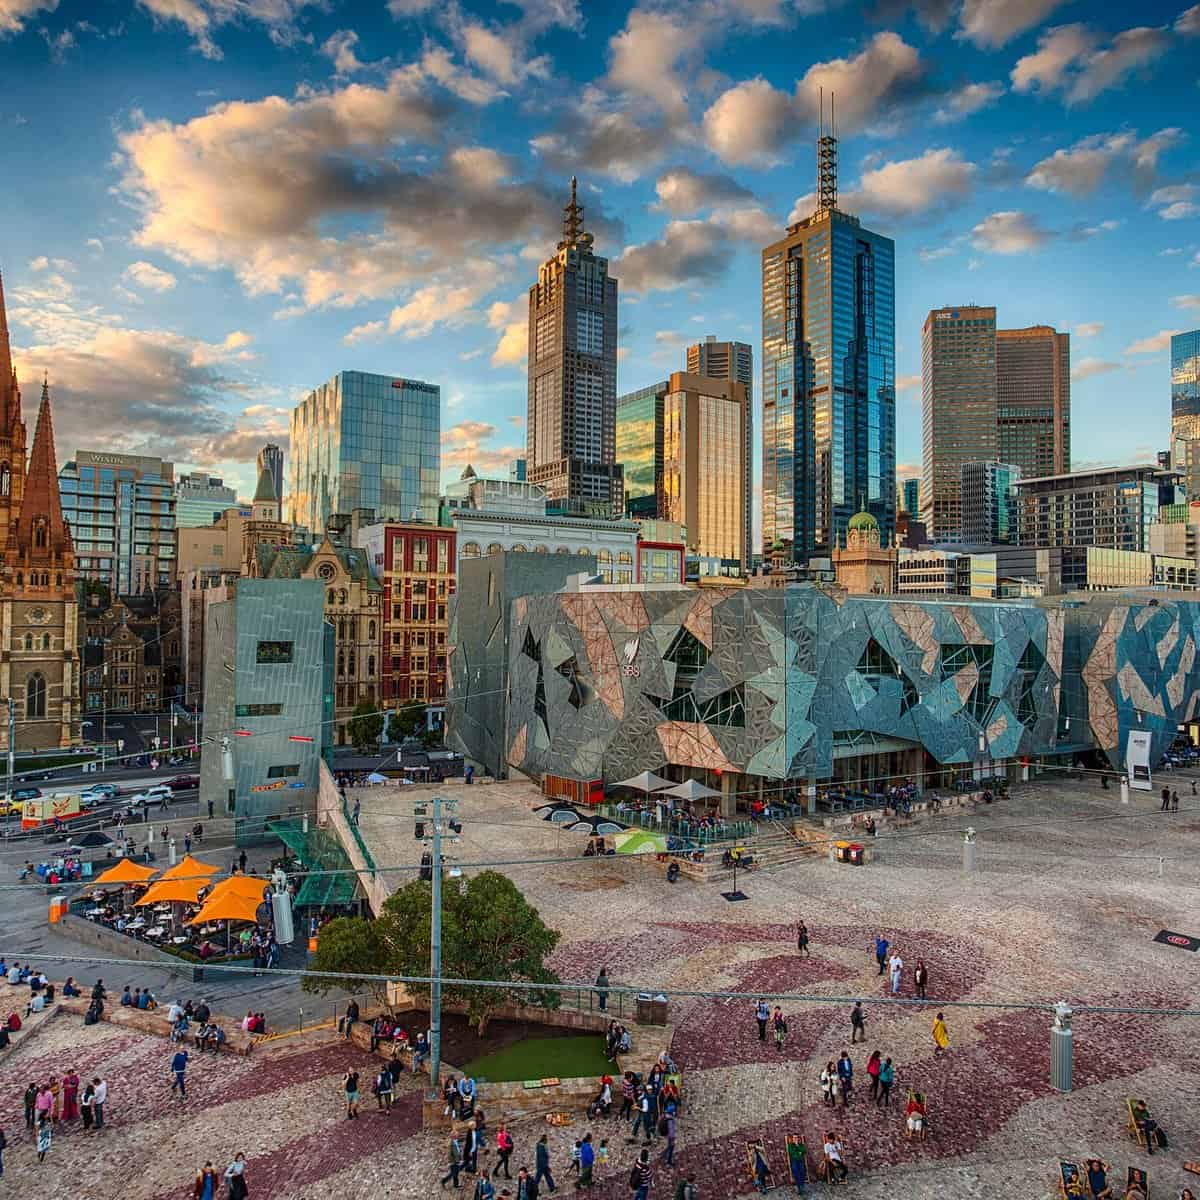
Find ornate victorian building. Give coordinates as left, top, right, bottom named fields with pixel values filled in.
left=833, top=509, right=897, bottom=596
left=0, top=271, right=80, bottom=749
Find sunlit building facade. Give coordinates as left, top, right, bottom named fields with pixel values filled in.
left=996, top=325, right=1070, bottom=480
left=961, top=460, right=1020, bottom=545
left=616, top=380, right=667, bottom=519
left=1171, top=329, right=1200, bottom=499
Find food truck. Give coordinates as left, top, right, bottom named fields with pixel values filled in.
left=21, top=792, right=83, bottom=830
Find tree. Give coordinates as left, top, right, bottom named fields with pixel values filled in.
left=387, top=702, right=426, bottom=743
left=375, top=871, right=561, bottom=1036
left=301, top=916, right=391, bottom=1009
left=347, top=700, right=384, bottom=752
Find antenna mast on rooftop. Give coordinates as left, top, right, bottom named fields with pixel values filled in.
left=817, top=87, right=838, bottom=214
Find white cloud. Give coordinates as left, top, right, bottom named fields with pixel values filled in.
left=844, top=147, right=975, bottom=218
left=1124, top=329, right=1181, bottom=354
left=971, top=210, right=1051, bottom=254
left=1177, top=4, right=1200, bottom=34
left=0, top=0, right=58, bottom=36
left=933, top=81, right=1004, bottom=123
left=653, top=167, right=755, bottom=216
left=702, top=77, right=796, bottom=166
left=607, top=8, right=706, bottom=120
left=956, top=0, right=1066, bottom=47
left=488, top=297, right=527, bottom=367
left=123, top=260, right=178, bottom=292
left=85, top=238, right=104, bottom=254
left=1160, top=202, right=1200, bottom=220
left=321, top=29, right=366, bottom=76
left=1026, top=128, right=1180, bottom=195
left=1173, top=295, right=1200, bottom=311
left=448, top=146, right=514, bottom=188
left=417, top=45, right=506, bottom=104
left=343, top=319, right=386, bottom=345
left=1149, top=184, right=1199, bottom=221
left=385, top=275, right=496, bottom=338
left=896, top=374, right=921, bottom=392
left=1071, top=357, right=1121, bottom=381
left=135, top=0, right=318, bottom=60
left=918, top=243, right=957, bottom=262
left=440, top=419, right=523, bottom=472
left=1073, top=321, right=1104, bottom=338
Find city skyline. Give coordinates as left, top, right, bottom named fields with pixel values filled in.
left=0, top=0, right=1198, bottom=532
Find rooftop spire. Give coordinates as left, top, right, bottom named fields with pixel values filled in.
left=14, top=375, right=71, bottom=559
left=817, top=87, right=838, bottom=214
left=558, top=175, right=594, bottom=252
left=0, top=268, right=16, bottom=433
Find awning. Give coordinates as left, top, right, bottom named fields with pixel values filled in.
left=135, top=876, right=210, bottom=906
left=613, top=830, right=668, bottom=855
left=161, top=854, right=221, bottom=880
left=92, top=858, right=158, bottom=886
left=614, top=770, right=673, bottom=793
left=660, top=778, right=721, bottom=801
left=188, top=891, right=264, bottom=925
left=295, top=871, right=358, bottom=907
left=207, top=875, right=269, bottom=903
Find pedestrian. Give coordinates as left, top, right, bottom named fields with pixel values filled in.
left=185, top=834, right=192, bottom=854
left=866, top=1050, right=881, bottom=1101
left=34, top=1084, right=53, bottom=1126
left=849, top=1000, right=865, bottom=1043
left=595, top=966, right=610, bottom=1013
left=631, top=1088, right=653, bottom=1145
left=1193, top=779, right=1197, bottom=797
left=820, top=1062, right=836, bottom=1106
left=786, top=1138, right=807, bottom=1195
left=441, top=1135, right=464, bottom=1189
left=913, top=960, right=928, bottom=1001
left=161, top=823, right=169, bottom=846
left=889, top=951, right=904, bottom=995
left=493, top=1122, right=514, bottom=1179
left=1172, top=791, right=1179, bottom=813
left=238, top=849, right=247, bottom=873
left=663, top=1108, right=677, bottom=1166
left=752, top=1140, right=770, bottom=1194
left=207, top=798, right=214, bottom=819
left=195, top=1161, right=220, bottom=1200
left=932, top=1012, right=950, bottom=1055
left=224, top=1152, right=249, bottom=1200
left=0, top=1126, right=5, bottom=1179
left=631, top=1149, right=652, bottom=1200
left=578, top=1131, right=595, bottom=1187
left=515, top=1166, right=538, bottom=1199
left=796, top=920, right=810, bottom=957
left=374, top=1066, right=393, bottom=1112
left=755, top=997, right=770, bottom=1041
left=464, top=1124, right=481, bottom=1175
left=36, top=1113, right=51, bottom=1163
left=22, top=1082, right=35, bottom=1129
left=877, top=1057, right=895, bottom=1107
left=620, top=1072, right=635, bottom=1121
left=773, top=1006, right=787, bottom=1052
left=61, top=1069, right=80, bottom=1121
left=673, top=1174, right=698, bottom=1200
left=471, top=1171, right=495, bottom=1199
left=1161, top=786, right=1171, bottom=812
left=874, top=934, right=889, bottom=975
left=342, top=998, right=360, bottom=1039
left=80, top=1081, right=95, bottom=1131
left=532, top=1132, right=554, bottom=1190
left=836, top=1051, right=853, bottom=1107
left=343, top=1069, right=360, bottom=1119
left=171, top=1047, right=189, bottom=1097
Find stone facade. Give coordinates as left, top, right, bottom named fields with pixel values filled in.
left=833, top=510, right=897, bottom=595
left=80, top=587, right=182, bottom=715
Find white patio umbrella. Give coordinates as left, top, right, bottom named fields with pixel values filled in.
left=614, top=770, right=674, bottom=793
left=661, top=778, right=722, bottom=802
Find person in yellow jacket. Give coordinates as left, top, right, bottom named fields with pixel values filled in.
left=932, top=1012, right=950, bottom=1054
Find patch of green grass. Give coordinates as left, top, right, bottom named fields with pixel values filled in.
left=462, top=1035, right=609, bottom=1083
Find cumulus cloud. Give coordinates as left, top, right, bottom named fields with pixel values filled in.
left=617, top=208, right=777, bottom=294
left=896, top=374, right=921, bottom=392
left=1025, top=128, right=1180, bottom=195
left=321, top=29, right=367, bottom=76
left=1073, top=321, right=1104, bottom=337
left=933, top=81, right=1004, bottom=123
left=1149, top=184, right=1199, bottom=220
left=1012, top=21, right=1173, bottom=104
left=1124, top=329, right=1182, bottom=355
left=844, top=147, right=975, bottom=218
left=135, top=0, right=318, bottom=60
left=1173, top=295, right=1200, bottom=311
left=971, top=210, right=1052, bottom=254
left=702, top=78, right=797, bottom=166
left=956, top=0, right=1066, bottom=48
left=0, top=0, right=58, bottom=36
left=440, top=419, right=523, bottom=472
left=1178, top=4, right=1200, bottom=34
left=123, top=260, right=178, bottom=292
left=654, top=167, right=755, bottom=215
left=1071, top=357, right=1122, bottom=381
left=488, top=297, right=528, bottom=368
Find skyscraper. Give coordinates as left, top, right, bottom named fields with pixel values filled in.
left=899, top=477, right=919, bottom=515
left=687, top=337, right=753, bottom=568
left=175, top=470, right=237, bottom=528
left=961, top=460, right=1020, bottom=545
left=996, top=325, right=1070, bottom=479
left=287, top=370, right=440, bottom=534
left=616, top=380, right=668, bottom=519
left=257, top=443, right=284, bottom=508
left=661, top=371, right=751, bottom=568
left=526, top=178, right=623, bottom=516
left=1171, top=329, right=1200, bottom=499
left=921, top=306, right=997, bottom=543
left=761, top=120, right=895, bottom=560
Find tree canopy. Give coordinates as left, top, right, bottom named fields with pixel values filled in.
left=346, top=699, right=384, bottom=752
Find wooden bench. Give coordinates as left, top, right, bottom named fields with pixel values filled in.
left=1058, top=1161, right=1087, bottom=1198
left=1126, top=1098, right=1150, bottom=1150
left=745, top=1140, right=769, bottom=1191
left=905, top=1091, right=931, bottom=1140
left=815, top=1134, right=849, bottom=1184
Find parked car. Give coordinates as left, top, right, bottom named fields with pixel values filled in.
left=130, top=784, right=173, bottom=807
left=166, top=774, right=199, bottom=792
left=89, top=783, right=121, bottom=799
left=12, top=787, right=42, bottom=802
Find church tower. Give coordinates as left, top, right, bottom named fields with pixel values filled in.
left=241, top=462, right=290, bottom=575
left=0, top=270, right=28, bottom=558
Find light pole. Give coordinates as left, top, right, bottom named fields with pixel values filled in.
left=430, top=792, right=443, bottom=1088
left=3, top=697, right=14, bottom=824
left=100, top=662, right=109, bottom=771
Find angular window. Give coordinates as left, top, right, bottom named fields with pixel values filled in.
left=256, top=640, right=294, bottom=664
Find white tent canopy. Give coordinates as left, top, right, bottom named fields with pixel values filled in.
left=661, top=778, right=721, bottom=801
left=614, top=770, right=674, bottom=793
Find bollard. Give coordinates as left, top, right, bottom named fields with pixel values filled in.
left=1050, top=1002, right=1073, bottom=1092
left=962, top=826, right=977, bottom=873
left=1120, top=777, right=1129, bottom=805
left=168, top=836, right=177, bottom=866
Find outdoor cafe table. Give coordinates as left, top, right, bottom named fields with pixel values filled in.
left=171, top=936, right=189, bottom=946
left=125, top=918, right=147, bottom=931
left=145, top=926, right=166, bottom=939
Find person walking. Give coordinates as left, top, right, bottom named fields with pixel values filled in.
left=836, top=1051, right=853, bottom=1108
left=471, top=1169, right=495, bottom=1199
left=874, top=935, right=889, bottom=975
left=820, top=1062, right=836, bottom=1106
left=631, top=1149, right=652, bottom=1200
left=492, top=1122, right=514, bottom=1179
left=877, top=1057, right=895, bottom=1107
left=224, top=1152, right=249, bottom=1199
left=35, top=1113, right=51, bottom=1164
left=171, top=1047, right=189, bottom=1098
left=1161, top=786, right=1171, bottom=812
left=441, top=1135, right=464, bottom=1190
left=1172, top=790, right=1180, bottom=813
left=866, top=1050, right=881, bottom=1102
left=514, top=1166, right=538, bottom=1199
left=194, top=1161, right=220, bottom=1200
left=343, top=1069, right=360, bottom=1119
left=61, top=1069, right=80, bottom=1121
left=889, top=951, right=904, bottom=996
left=620, top=1072, right=636, bottom=1122
left=374, top=1066, right=393, bottom=1112
left=630, top=1088, right=652, bottom=1145
left=34, top=1083, right=53, bottom=1127
left=207, top=797, right=214, bottom=819
left=80, top=1081, right=95, bottom=1131
left=932, top=1012, right=950, bottom=1055
left=913, top=960, right=928, bottom=1002
left=663, top=1109, right=677, bottom=1167
left=673, top=1175, right=698, bottom=1200
left=849, top=1001, right=865, bottom=1043
left=185, top=833, right=192, bottom=854
left=533, top=1132, right=556, bottom=1193
left=773, top=1006, right=788, bottom=1052
left=595, top=966, right=610, bottom=1013
left=22, top=1083, right=36, bottom=1129
left=796, top=920, right=810, bottom=958
left=755, top=998, right=770, bottom=1041
left=577, top=1132, right=595, bottom=1188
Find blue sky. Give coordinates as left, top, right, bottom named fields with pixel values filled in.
left=1, top=0, right=1198, bottom=513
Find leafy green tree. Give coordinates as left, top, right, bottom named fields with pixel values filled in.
left=386, top=702, right=426, bottom=742
left=347, top=700, right=384, bottom=752
left=301, top=915, right=391, bottom=1008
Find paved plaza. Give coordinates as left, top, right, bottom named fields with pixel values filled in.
left=1, top=771, right=1197, bottom=1196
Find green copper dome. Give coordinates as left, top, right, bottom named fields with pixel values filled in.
left=848, top=509, right=879, bottom=532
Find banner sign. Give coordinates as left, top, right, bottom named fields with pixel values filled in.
left=251, top=780, right=287, bottom=794
left=1153, top=929, right=1199, bottom=952
left=1125, top=730, right=1152, bottom=791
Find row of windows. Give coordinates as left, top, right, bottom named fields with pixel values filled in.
left=459, top=543, right=633, bottom=563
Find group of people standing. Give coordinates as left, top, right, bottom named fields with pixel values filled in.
left=16, top=1073, right=109, bottom=1164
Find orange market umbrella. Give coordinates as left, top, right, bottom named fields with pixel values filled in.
left=207, top=875, right=269, bottom=902
left=134, top=876, right=210, bottom=906
left=93, top=858, right=158, bottom=886
left=188, top=890, right=264, bottom=926
left=160, top=854, right=220, bottom=881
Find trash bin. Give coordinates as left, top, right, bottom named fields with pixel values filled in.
left=636, top=992, right=669, bottom=1025
left=48, top=894, right=67, bottom=923
left=848, top=842, right=865, bottom=866
left=834, top=840, right=851, bottom=864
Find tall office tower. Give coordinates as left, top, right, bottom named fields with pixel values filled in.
left=1171, top=330, right=1200, bottom=499
left=526, top=178, right=623, bottom=516
left=687, top=337, right=753, bottom=569
left=661, top=371, right=752, bottom=568
left=761, top=116, right=895, bottom=560
left=257, top=443, right=284, bottom=508
left=996, top=325, right=1070, bottom=480
left=899, top=477, right=920, bottom=515
left=175, top=470, right=237, bottom=528
left=287, top=370, right=440, bottom=534
left=920, top=306, right=997, bottom=543
left=616, top=380, right=668, bottom=519
left=960, top=460, right=1021, bottom=544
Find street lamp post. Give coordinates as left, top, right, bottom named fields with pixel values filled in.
left=3, top=697, right=14, bottom=823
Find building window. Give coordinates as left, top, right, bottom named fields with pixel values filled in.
left=117, top=669, right=131, bottom=685
left=26, top=673, right=46, bottom=718
left=87, top=693, right=102, bottom=711
left=487, top=543, right=502, bottom=555
left=411, top=603, right=427, bottom=621
left=413, top=538, right=429, bottom=572
left=235, top=703, right=283, bottom=717
left=556, top=546, right=571, bottom=554
left=533, top=544, right=548, bottom=554
left=256, top=640, right=294, bottom=664
left=23, top=633, right=32, bottom=651
left=462, top=542, right=481, bottom=558
left=617, top=551, right=633, bottom=565
left=437, top=540, right=449, bottom=572
left=367, top=655, right=375, bottom=676
left=267, top=763, right=300, bottom=778
left=368, top=620, right=376, bottom=640
left=41, top=633, right=51, bottom=650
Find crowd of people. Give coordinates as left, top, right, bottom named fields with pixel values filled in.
left=10, top=1070, right=110, bottom=1164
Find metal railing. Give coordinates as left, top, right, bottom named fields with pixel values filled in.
left=341, top=796, right=378, bottom=877
left=597, top=803, right=752, bottom=844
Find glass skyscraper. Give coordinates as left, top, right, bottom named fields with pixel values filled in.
left=1171, top=329, right=1200, bottom=499
left=287, top=370, right=440, bottom=534
left=761, top=183, right=895, bottom=560
left=616, top=380, right=667, bottom=518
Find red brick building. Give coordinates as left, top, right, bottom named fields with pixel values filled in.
left=356, top=520, right=455, bottom=705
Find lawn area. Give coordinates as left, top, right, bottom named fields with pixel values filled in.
left=462, top=1035, right=610, bottom=1082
